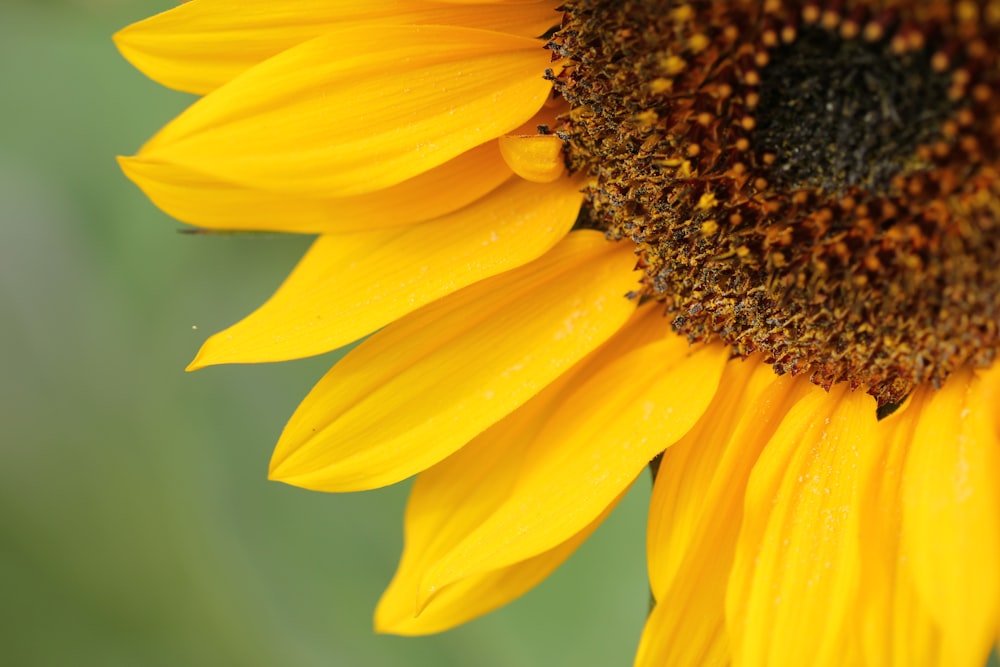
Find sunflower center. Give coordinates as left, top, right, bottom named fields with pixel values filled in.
left=549, top=0, right=1000, bottom=405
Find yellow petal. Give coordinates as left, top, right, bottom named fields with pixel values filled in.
left=115, top=0, right=562, bottom=95
left=376, top=357, right=586, bottom=634
left=117, top=140, right=511, bottom=232
left=139, top=25, right=553, bottom=197
left=375, top=480, right=618, bottom=635
left=376, top=511, right=610, bottom=635
left=857, top=392, right=943, bottom=667
left=646, top=362, right=811, bottom=596
left=420, top=320, right=729, bottom=596
left=376, top=304, right=675, bottom=634
left=498, top=134, right=566, bottom=183
left=637, top=600, right=730, bottom=667
left=635, top=362, right=814, bottom=667
left=189, top=176, right=584, bottom=366
left=726, top=386, right=880, bottom=667
left=902, top=368, right=1000, bottom=667
left=269, top=231, right=639, bottom=492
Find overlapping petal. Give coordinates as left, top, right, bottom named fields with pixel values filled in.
left=269, top=231, right=639, bottom=492
left=901, top=368, right=1000, bottom=667
left=376, top=304, right=683, bottom=633
left=189, top=176, right=584, bottom=366
left=726, top=386, right=880, bottom=667
left=137, top=25, right=553, bottom=197
left=858, top=393, right=943, bottom=667
left=115, top=0, right=562, bottom=95
left=376, top=510, right=609, bottom=635
left=374, top=365, right=616, bottom=634
left=416, top=315, right=730, bottom=596
left=635, top=361, right=815, bottom=667
left=118, top=141, right=512, bottom=232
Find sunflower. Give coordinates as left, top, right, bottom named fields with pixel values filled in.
left=116, top=0, right=1000, bottom=665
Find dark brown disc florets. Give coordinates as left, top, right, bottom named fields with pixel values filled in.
left=548, top=0, right=1000, bottom=404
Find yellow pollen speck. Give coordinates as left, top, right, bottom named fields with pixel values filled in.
left=660, top=55, right=687, bottom=75
left=671, top=4, right=693, bottom=21
left=650, top=77, right=674, bottom=93
left=840, top=20, right=859, bottom=40
left=957, top=0, right=980, bottom=23
left=689, top=33, right=710, bottom=53
left=697, top=191, right=718, bottom=210
left=700, top=219, right=719, bottom=236
left=863, top=21, right=884, bottom=42
left=634, top=109, right=659, bottom=127
left=931, top=51, right=950, bottom=72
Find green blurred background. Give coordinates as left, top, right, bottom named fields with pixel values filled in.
left=0, top=1, right=651, bottom=665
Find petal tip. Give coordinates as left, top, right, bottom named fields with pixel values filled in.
left=372, top=602, right=407, bottom=636
left=116, top=154, right=137, bottom=176
left=374, top=591, right=441, bottom=637
left=267, top=448, right=291, bottom=482
left=117, top=155, right=157, bottom=189
left=185, top=331, right=255, bottom=370
left=185, top=343, right=216, bottom=371
left=110, top=25, right=131, bottom=54
left=267, top=443, right=315, bottom=488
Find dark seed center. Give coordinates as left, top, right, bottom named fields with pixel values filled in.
left=756, top=26, right=953, bottom=195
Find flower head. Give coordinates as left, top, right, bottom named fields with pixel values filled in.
left=118, top=1, right=1000, bottom=665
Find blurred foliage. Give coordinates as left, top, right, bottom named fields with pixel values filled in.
left=0, top=1, right=650, bottom=665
